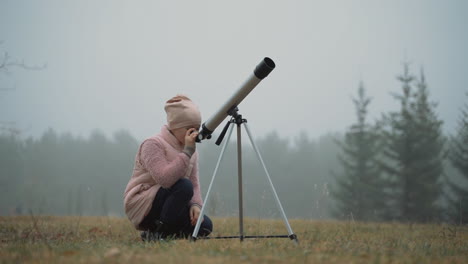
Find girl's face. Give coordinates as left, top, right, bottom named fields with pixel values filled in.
left=171, top=125, right=200, bottom=145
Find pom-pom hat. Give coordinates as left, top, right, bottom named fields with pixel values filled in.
left=164, top=95, right=201, bottom=130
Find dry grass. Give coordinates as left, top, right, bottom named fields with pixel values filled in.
left=0, top=216, right=467, bottom=263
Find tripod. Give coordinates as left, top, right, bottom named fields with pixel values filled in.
left=191, top=107, right=298, bottom=243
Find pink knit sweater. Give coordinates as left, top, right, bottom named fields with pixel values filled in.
left=123, top=125, right=203, bottom=230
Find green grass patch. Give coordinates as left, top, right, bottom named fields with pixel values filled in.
left=0, top=216, right=467, bottom=263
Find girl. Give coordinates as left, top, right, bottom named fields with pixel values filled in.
left=124, top=95, right=213, bottom=241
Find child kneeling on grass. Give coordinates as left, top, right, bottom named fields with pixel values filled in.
left=124, top=95, right=213, bottom=241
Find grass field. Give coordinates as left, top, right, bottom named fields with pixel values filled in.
left=0, top=216, right=467, bottom=263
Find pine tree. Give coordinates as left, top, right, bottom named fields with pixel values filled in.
left=332, top=82, right=385, bottom=221
left=381, top=64, right=445, bottom=222
left=411, top=69, right=445, bottom=220
left=446, top=93, right=468, bottom=224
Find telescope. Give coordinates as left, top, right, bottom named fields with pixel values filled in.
left=191, top=56, right=298, bottom=243
left=196, top=57, right=276, bottom=142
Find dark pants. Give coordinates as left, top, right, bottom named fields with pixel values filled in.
left=139, top=178, right=213, bottom=238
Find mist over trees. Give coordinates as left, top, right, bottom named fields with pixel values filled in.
left=446, top=93, right=468, bottom=224
left=0, top=65, right=467, bottom=224
left=380, top=66, right=445, bottom=222
left=0, top=126, right=339, bottom=219
left=331, top=82, right=386, bottom=221
left=0, top=129, right=138, bottom=216
left=332, top=64, right=449, bottom=223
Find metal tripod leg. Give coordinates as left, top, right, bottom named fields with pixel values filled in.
left=236, top=123, right=244, bottom=242
left=243, top=123, right=298, bottom=243
left=191, top=123, right=235, bottom=240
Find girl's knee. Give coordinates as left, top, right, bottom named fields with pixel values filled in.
left=173, top=178, right=193, bottom=199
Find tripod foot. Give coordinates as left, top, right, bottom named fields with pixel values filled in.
left=289, top=234, right=299, bottom=244
left=190, top=236, right=197, bottom=242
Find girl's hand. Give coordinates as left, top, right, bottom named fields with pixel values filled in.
left=185, top=128, right=198, bottom=148
left=190, top=205, right=203, bottom=226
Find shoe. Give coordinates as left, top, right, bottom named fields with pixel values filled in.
left=141, top=231, right=163, bottom=242
left=141, top=220, right=168, bottom=242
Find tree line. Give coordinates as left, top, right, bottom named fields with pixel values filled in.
left=0, top=63, right=466, bottom=224
left=333, top=64, right=467, bottom=224
left=0, top=126, right=339, bottom=220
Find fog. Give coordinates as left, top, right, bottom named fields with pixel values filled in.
left=1, top=0, right=467, bottom=140
left=1, top=1, right=467, bottom=222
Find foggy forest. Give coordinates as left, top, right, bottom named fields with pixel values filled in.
left=2, top=2, right=468, bottom=263
left=1, top=64, right=467, bottom=225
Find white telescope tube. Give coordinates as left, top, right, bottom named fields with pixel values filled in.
left=197, top=57, right=275, bottom=141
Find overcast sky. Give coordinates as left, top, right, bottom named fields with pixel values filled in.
left=1, top=0, right=467, bottom=142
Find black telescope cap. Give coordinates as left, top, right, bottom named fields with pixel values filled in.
left=254, top=57, right=275, bottom=79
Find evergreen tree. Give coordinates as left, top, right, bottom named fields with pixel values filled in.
left=411, top=69, right=445, bottom=220
left=380, top=63, right=416, bottom=220
left=332, top=82, right=385, bottom=221
left=446, top=93, right=468, bottom=224
left=381, top=64, right=445, bottom=222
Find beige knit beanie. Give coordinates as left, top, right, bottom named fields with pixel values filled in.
left=164, top=95, right=201, bottom=130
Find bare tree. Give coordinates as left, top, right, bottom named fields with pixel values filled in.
left=0, top=40, right=47, bottom=76
left=0, top=40, right=47, bottom=135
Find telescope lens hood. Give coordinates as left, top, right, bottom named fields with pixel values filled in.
left=197, top=57, right=275, bottom=143
left=254, top=57, right=275, bottom=79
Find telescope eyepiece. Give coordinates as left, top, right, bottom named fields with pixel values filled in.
left=196, top=123, right=213, bottom=142
left=254, top=57, right=276, bottom=79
